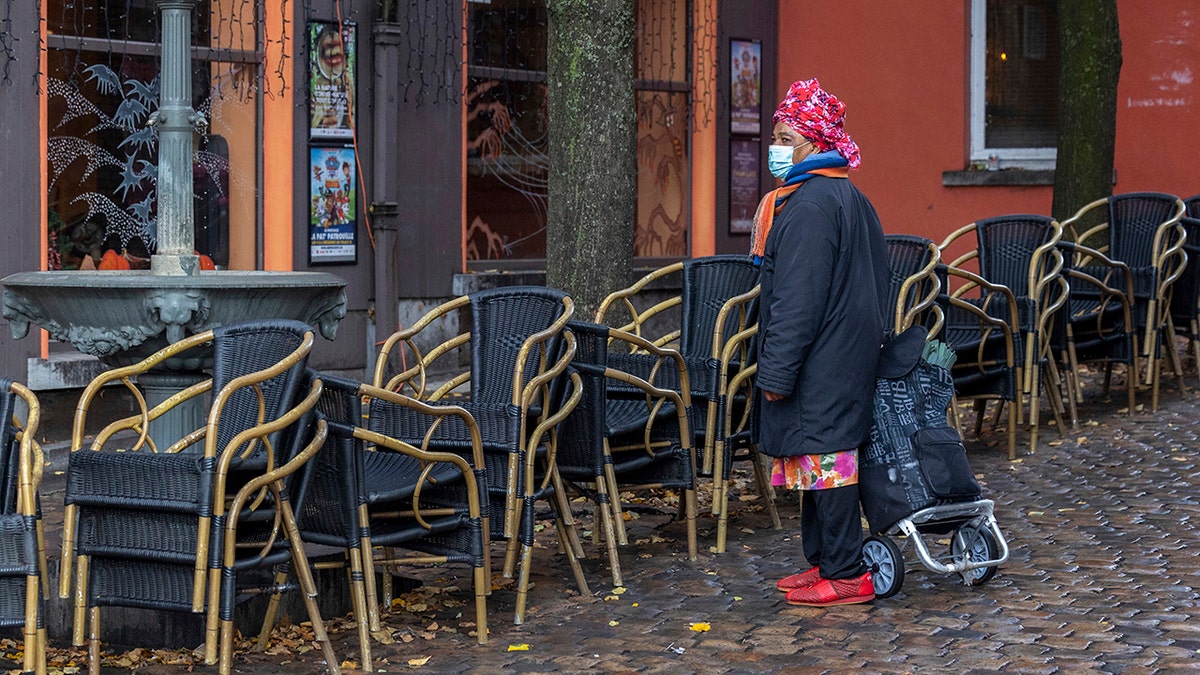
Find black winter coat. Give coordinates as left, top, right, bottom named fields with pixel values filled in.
left=756, top=176, right=889, bottom=457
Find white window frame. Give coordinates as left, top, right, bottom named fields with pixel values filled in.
left=970, top=0, right=1057, bottom=170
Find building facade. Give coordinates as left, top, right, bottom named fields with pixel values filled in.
left=0, top=0, right=1195, bottom=385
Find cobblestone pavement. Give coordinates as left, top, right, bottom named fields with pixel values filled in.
left=10, top=374, right=1200, bottom=674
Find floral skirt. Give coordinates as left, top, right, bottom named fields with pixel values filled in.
left=771, top=449, right=859, bottom=491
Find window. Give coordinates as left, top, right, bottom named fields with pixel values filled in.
left=45, top=1, right=264, bottom=270
left=464, top=0, right=691, bottom=264
left=970, top=0, right=1059, bottom=169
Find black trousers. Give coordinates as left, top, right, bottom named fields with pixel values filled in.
left=801, top=484, right=867, bottom=580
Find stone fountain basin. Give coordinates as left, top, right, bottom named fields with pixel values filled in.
left=2, top=270, right=347, bottom=369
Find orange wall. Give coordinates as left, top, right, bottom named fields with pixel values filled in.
left=775, top=1, right=1198, bottom=244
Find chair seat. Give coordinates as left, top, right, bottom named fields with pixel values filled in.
left=66, top=451, right=214, bottom=512
left=362, top=449, right=466, bottom=503
left=604, top=398, right=678, bottom=437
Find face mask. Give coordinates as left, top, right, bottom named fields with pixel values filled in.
left=768, top=144, right=795, bottom=179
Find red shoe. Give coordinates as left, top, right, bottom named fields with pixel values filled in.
left=785, top=572, right=875, bottom=606
left=776, top=566, right=822, bottom=592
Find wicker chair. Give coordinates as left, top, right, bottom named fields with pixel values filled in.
left=0, top=379, right=46, bottom=675
left=595, top=255, right=779, bottom=554
left=940, top=215, right=1069, bottom=455
left=373, top=286, right=588, bottom=624
left=884, top=235, right=943, bottom=335
left=59, top=320, right=339, bottom=675
left=1062, top=192, right=1188, bottom=410
left=934, top=260, right=1021, bottom=459
left=1055, top=240, right=1139, bottom=420
left=298, top=374, right=488, bottom=670
left=1168, top=209, right=1200, bottom=386
left=556, top=320, right=696, bottom=587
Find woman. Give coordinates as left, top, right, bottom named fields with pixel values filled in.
left=751, top=78, right=889, bottom=607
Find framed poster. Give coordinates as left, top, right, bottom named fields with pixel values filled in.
left=730, top=39, right=762, bottom=135
left=309, top=146, right=358, bottom=264
left=308, top=21, right=357, bottom=140
left=729, top=138, right=760, bottom=235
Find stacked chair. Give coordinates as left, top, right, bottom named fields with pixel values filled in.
left=298, top=374, right=489, bottom=671
left=372, top=286, right=587, bottom=624
left=594, top=255, right=780, bottom=554
left=1062, top=192, right=1188, bottom=410
left=556, top=320, right=697, bottom=587
left=1167, top=194, right=1200, bottom=385
left=58, top=320, right=339, bottom=675
left=0, top=379, right=47, bottom=675
left=939, top=215, right=1069, bottom=456
left=883, top=235, right=943, bottom=335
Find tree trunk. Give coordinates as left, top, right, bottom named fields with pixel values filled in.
left=1052, top=0, right=1122, bottom=222
left=545, top=0, right=636, bottom=317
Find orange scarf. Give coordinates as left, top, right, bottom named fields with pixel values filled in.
left=750, top=166, right=849, bottom=261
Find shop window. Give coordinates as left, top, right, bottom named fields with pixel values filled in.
left=970, top=0, right=1059, bottom=169
left=465, top=0, right=691, bottom=264
left=45, top=0, right=262, bottom=270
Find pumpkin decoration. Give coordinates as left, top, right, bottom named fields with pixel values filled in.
left=196, top=252, right=216, bottom=270
left=98, top=249, right=130, bottom=270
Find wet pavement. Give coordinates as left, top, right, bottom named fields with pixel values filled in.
left=7, top=368, right=1200, bottom=674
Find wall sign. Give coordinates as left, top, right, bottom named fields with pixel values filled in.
left=309, top=21, right=357, bottom=140
left=308, top=146, right=358, bottom=264
left=730, top=39, right=762, bottom=135
left=729, top=138, right=760, bottom=235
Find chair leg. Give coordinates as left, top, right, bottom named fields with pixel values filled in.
left=972, top=399, right=987, bottom=438
left=255, top=567, right=290, bottom=651
left=278, top=502, right=341, bottom=675
left=379, top=545, right=395, bottom=610
left=205, top=565, right=222, bottom=665
left=36, top=626, right=47, bottom=675
left=471, top=562, right=489, bottom=645
left=347, top=547, right=373, bottom=671
left=683, top=486, right=698, bottom=561
left=87, top=606, right=100, bottom=675
left=602, top=457, right=629, bottom=545
left=750, top=450, right=782, bottom=530
left=23, top=570, right=39, bottom=675
left=72, top=556, right=88, bottom=647
left=1058, top=350, right=1080, bottom=426
left=594, top=476, right=624, bottom=588
left=1027, top=378, right=1041, bottom=454
left=549, top=468, right=586, bottom=561
left=1043, top=361, right=1068, bottom=439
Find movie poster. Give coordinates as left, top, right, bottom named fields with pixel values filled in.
left=730, top=39, right=762, bottom=135
left=309, top=146, right=357, bottom=264
left=309, top=21, right=357, bottom=140
left=729, top=138, right=760, bottom=234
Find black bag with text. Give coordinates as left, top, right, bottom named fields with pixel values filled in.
left=859, top=328, right=982, bottom=534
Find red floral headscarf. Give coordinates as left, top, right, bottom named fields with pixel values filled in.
left=773, top=78, right=861, bottom=169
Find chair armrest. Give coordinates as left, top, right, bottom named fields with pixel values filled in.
left=374, top=295, right=472, bottom=398
left=359, top=381, right=486, bottom=477
left=594, top=262, right=685, bottom=345
left=600, top=327, right=693, bottom=445
left=1061, top=197, right=1111, bottom=243
left=944, top=266, right=1021, bottom=332
left=72, top=330, right=217, bottom=453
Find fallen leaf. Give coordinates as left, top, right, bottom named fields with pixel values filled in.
left=507, top=644, right=530, bottom=652
left=408, top=656, right=431, bottom=667
left=608, top=620, right=619, bottom=626
left=689, top=622, right=711, bottom=632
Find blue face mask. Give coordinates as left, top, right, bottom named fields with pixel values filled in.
left=768, top=144, right=795, bottom=179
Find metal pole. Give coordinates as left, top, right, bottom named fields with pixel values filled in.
left=151, top=0, right=202, bottom=276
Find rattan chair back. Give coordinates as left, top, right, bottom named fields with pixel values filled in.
left=0, top=379, right=45, bottom=674
left=469, top=286, right=571, bottom=405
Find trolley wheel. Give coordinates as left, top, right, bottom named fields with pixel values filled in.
left=862, top=535, right=904, bottom=599
left=950, top=524, right=999, bottom=586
